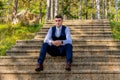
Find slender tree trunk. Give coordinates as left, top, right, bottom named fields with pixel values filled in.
left=115, top=0, right=119, bottom=21
left=105, top=0, right=108, bottom=19
left=55, top=0, right=58, bottom=16
left=84, top=0, right=88, bottom=19
left=92, top=0, right=94, bottom=19
left=45, top=0, right=51, bottom=22
left=102, top=0, right=104, bottom=19
left=39, top=1, right=42, bottom=22
left=51, top=0, right=54, bottom=20
left=96, top=0, right=100, bottom=19
left=108, top=0, right=111, bottom=17
left=79, top=0, right=82, bottom=19
left=61, top=0, right=64, bottom=16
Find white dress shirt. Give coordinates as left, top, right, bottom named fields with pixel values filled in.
left=44, top=26, right=72, bottom=45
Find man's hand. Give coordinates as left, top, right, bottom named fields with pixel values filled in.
left=51, top=40, right=62, bottom=46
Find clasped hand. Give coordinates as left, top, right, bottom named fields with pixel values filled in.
left=51, top=40, right=62, bottom=47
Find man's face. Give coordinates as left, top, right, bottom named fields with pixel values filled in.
left=55, top=18, right=63, bottom=28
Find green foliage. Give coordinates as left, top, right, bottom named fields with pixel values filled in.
left=110, top=21, right=120, bottom=40
left=0, top=23, right=43, bottom=56
left=0, top=1, right=3, bottom=9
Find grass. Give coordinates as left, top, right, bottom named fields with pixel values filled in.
left=0, top=23, right=43, bottom=56
left=110, top=21, right=120, bottom=41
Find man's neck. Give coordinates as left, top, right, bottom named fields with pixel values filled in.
left=56, top=25, right=62, bottom=28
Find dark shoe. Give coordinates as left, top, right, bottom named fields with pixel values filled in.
left=35, top=64, right=43, bottom=72
left=65, top=63, right=71, bottom=71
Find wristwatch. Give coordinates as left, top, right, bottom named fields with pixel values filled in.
left=61, top=41, right=63, bottom=45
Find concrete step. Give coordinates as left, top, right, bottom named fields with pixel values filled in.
left=36, top=32, right=112, bottom=36
left=35, top=35, right=112, bottom=38
left=40, top=28, right=111, bottom=32
left=41, top=25, right=110, bottom=28
left=15, top=40, right=120, bottom=46
left=0, top=70, right=119, bottom=80
left=6, top=49, right=120, bottom=56
left=44, top=23, right=110, bottom=26
left=9, top=44, right=120, bottom=51
left=35, top=33, right=112, bottom=37
left=16, top=39, right=120, bottom=45
left=42, top=26, right=111, bottom=31
left=34, top=36, right=114, bottom=40
left=47, top=19, right=110, bottom=24
left=7, top=48, right=120, bottom=53
left=0, top=62, right=120, bottom=71
left=2, top=55, right=120, bottom=63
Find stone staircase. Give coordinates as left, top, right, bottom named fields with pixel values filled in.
left=1, top=20, right=120, bottom=80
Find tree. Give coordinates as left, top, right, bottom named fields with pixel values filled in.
left=39, top=0, right=42, bottom=22
left=115, top=0, right=120, bottom=21
left=51, top=0, right=54, bottom=20
left=79, top=0, right=82, bottom=19
left=96, top=0, right=100, bottom=19
left=55, top=0, right=58, bottom=16
left=45, top=0, right=51, bottom=22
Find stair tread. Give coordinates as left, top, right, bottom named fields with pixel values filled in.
left=2, top=55, right=120, bottom=58
left=14, top=44, right=120, bottom=47
left=1, top=62, right=120, bottom=65
left=0, top=70, right=120, bottom=74
left=7, top=49, right=120, bottom=52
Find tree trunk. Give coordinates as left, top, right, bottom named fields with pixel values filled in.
left=45, top=0, right=51, bottom=22
left=91, top=0, right=94, bottom=19
left=39, top=1, right=42, bottom=22
left=84, top=0, right=88, bottom=19
left=96, top=0, right=100, bottom=19
left=104, top=0, right=108, bottom=19
left=115, top=0, right=119, bottom=21
left=51, top=0, right=54, bottom=20
left=55, top=0, right=58, bottom=16
left=79, top=0, right=82, bottom=19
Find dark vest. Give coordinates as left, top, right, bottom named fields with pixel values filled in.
left=52, top=25, right=66, bottom=40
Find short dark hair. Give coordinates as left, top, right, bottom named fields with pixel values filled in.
left=55, top=15, right=63, bottom=20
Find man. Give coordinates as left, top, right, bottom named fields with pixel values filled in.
left=35, top=15, right=73, bottom=72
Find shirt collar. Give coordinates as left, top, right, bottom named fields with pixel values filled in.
left=56, top=25, right=62, bottom=30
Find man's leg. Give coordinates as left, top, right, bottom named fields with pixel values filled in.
left=65, top=44, right=73, bottom=64
left=35, top=43, right=49, bottom=71
left=38, top=43, right=49, bottom=64
left=64, top=44, right=73, bottom=71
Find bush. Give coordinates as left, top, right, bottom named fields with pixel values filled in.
left=110, top=21, right=120, bottom=40
left=0, top=23, right=43, bottom=56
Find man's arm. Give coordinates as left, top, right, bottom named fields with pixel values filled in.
left=63, top=27, right=72, bottom=45
left=44, top=27, right=52, bottom=45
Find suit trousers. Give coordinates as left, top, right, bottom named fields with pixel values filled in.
left=37, top=43, right=73, bottom=64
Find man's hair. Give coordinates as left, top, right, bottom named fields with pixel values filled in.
left=55, top=15, right=63, bottom=20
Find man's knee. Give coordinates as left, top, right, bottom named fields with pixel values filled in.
left=65, top=44, right=72, bottom=49
left=40, top=43, right=49, bottom=51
